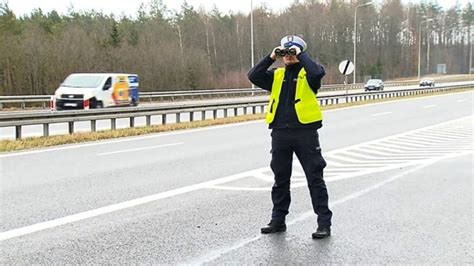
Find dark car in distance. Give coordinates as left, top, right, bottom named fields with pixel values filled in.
left=364, top=79, right=384, bottom=91
left=419, top=79, right=435, bottom=87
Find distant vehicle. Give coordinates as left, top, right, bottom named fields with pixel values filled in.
left=364, top=79, right=384, bottom=91
left=419, top=79, right=435, bottom=87
left=54, top=73, right=139, bottom=110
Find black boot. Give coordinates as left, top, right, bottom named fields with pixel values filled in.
left=312, top=226, right=331, bottom=239
left=261, top=220, right=287, bottom=234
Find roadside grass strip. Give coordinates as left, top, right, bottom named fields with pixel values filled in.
left=0, top=87, right=472, bottom=152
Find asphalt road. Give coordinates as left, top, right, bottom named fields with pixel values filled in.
left=0, top=81, right=472, bottom=140
left=0, top=91, right=472, bottom=264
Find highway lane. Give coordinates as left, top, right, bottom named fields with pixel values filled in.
left=0, top=91, right=472, bottom=263
left=1, top=80, right=472, bottom=140
left=0, top=80, right=469, bottom=117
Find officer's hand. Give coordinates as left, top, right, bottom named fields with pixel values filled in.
left=290, top=45, right=301, bottom=55
left=270, top=46, right=283, bottom=60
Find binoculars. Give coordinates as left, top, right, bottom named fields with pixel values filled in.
left=275, top=48, right=297, bottom=57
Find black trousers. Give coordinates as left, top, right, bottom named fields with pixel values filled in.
left=270, top=128, right=332, bottom=226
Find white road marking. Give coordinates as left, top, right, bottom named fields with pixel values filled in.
left=97, top=142, right=183, bottom=156
left=371, top=112, right=392, bottom=116
left=0, top=166, right=269, bottom=241
left=190, top=151, right=471, bottom=265
left=209, top=115, right=472, bottom=186
left=252, top=172, right=273, bottom=182
left=1, top=116, right=471, bottom=242
left=423, top=104, right=437, bottom=108
left=207, top=185, right=271, bottom=191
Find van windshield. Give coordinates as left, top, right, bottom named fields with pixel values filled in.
left=62, top=75, right=105, bottom=88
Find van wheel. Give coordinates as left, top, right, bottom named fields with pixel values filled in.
left=90, top=98, right=103, bottom=109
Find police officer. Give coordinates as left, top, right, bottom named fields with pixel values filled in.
left=247, top=35, right=332, bottom=239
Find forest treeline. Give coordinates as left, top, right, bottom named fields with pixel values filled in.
left=0, top=0, right=472, bottom=95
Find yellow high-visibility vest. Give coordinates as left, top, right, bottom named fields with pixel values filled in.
left=266, top=67, right=322, bottom=124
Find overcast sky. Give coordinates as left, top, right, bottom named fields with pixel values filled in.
left=4, top=0, right=470, bottom=17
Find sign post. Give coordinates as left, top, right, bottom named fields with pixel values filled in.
left=49, top=96, right=56, bottom=111
left=338, top=60, right=355, bottom=103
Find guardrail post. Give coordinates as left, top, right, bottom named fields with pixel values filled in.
left=234, top=107, right=238, bottom=116
left=146, top=115, right=151, bottom=126
left=201, top=111, right=206, bottom=120
left=177, top=113, right=181, bottom=123
left=68, top=122, right=74, bottom=134
left=244, top=107, right=247, bottom=115
left=190, top=112, right=194, bottom=121
left=21, top=102, right=26, bottom=109
left=224, top=109, right=228, bottom=118
left=42, top=102, right=46, bottom=109
left=252, top=106, right=256, bottom=114
left=91, top=120, right=96, bottom=132
left=213, top=110, right=217, bottom=119
left=260, top=105, right=264, bottom=113
left=43, top=123, right=49, bottom=137
left=111, top=118, right=116, bottom=130
left=130, top=117, right=135, bottom=128
left=15, top=126, right=21, bottom=139
left=162, top=114, right=167, bottom=124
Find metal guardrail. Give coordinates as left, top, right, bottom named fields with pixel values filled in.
left=0, top=80, right=419, bottom=109
left=1, top=84, right=471, bottom=140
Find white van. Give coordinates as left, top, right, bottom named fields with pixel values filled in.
left=54, top=73, right=139, bottom=110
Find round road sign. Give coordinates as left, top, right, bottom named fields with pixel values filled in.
left=339, top=60, right=354, bottom=75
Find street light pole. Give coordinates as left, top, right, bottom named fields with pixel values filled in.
left=353, top=2, right=373, bottom=84
left=426, top=23, right=432, bottom=75
left=250, top=0, right=255, bottom=89
left=250, top=0, right=254, bottom=70
left=469, top=26, right=472, bottom=80
left=417, top=19, right=433, bottom=81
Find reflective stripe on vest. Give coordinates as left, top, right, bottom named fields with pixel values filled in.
left=266, top=67, right=322, bottom=124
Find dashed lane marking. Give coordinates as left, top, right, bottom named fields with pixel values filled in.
left=97, top=142, right=183, bottom=156
left=371, top=112, right=392, bottom=116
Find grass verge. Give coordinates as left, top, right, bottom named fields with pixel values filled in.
left=1, top=88, right=472, bottom=152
